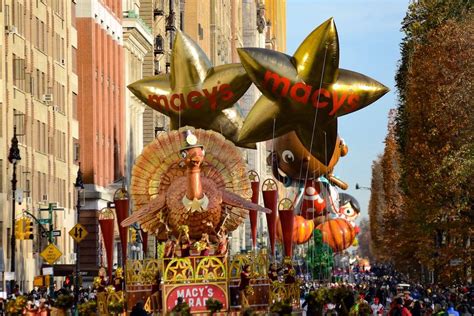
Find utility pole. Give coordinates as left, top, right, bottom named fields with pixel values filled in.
left=8, top=126, right=21, bottom=294
left=74, top=164, right=84, bottom=314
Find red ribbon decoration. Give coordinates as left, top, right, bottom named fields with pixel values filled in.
left=141, top=231, right=148, bottom=257
left=262, top=179, right=278, bottom=257
left=98, top=216, right=115, bottom=280
left=248, top=170, right=260, bottom=249
left=278, top=199, right=295, bottom=257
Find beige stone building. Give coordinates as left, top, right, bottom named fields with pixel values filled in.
left=122, top=1, right=153, bottom=185
left=0, top=0, right=79, bottom=291
left=139, top=0, right=182, bottom=145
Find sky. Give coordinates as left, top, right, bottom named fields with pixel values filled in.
left=286, top=0, right=409, bottom=220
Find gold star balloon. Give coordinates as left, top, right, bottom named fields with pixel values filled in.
left=128, top=31, right=255, bottom=148
left=237, top=18, right=389, bottom=161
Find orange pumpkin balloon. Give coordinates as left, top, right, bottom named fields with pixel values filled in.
left=316, top=218, right=355, bottom=252
left=277, top=215, right=315, bottom=245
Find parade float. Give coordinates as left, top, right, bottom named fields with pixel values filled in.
left=103, top=17, right=389, bottom=314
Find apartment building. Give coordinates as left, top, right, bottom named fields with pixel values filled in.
left=0, top=0, right=79, bottom=291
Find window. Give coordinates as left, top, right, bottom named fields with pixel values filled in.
left=55, top=130, right=65, bottom=160
left=73, top=139, right=80, bottom=162
left=13, top=109, right=24, bottom=136
left=53, top=83, right=65, bottom=113
left=0, top=159, right=3, bottom=192
left=72, top=92, right=77, bottom=119
left=71, top=1, right=76, bottom=27
left=198, top=23, right=203, bottom=40
left=13, top=55, right=25, bottom=90
left=40, top=21, right=45, bottom=51
left=42, top=122, right=46, bottom=153
left=72, top=47, right=77, bottom=73
left=34, top=18, right=39, bottom=48
left=12, top=1, right=25, bottom=36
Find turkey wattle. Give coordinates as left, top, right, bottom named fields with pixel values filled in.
left=121, top=128, right=270, bottom=239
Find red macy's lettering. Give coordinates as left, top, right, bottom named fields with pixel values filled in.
left=147, top=83, right=234, bottom=112
left=263, top=70, right=360, bottom=115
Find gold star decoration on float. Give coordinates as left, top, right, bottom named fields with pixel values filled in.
left=127, top=31, right=255, bottom=148
left=166, top=258, right=193, bottom=281
left=237, top=18, right=389, bottom=163
left=279, top=198, right=294, bottom=211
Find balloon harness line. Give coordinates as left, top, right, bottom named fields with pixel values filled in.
left=266, top=44, right=333, bottom=278
left=173, top=42, right=335, bottom=279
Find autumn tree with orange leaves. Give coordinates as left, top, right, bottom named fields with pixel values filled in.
left=369, top=1, right=473, bottom=284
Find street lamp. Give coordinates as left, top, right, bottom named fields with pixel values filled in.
left=355, top=183, right=371, bottom=190
left=74, top=164, right=84, bottom=311
left=8, top=126, right=21, bottom=294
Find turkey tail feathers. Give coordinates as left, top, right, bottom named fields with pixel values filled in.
left=130, top=127, right=254, bottom=235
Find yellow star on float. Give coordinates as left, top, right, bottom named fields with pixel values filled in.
left=279, top=198, right=293, bottom=211
left=237, top=18, right=389, bottom=163
left=167, top=258, right=192, bottom=281
left=128, top=31, right=255, bottom=148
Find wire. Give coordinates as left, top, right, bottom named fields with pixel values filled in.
left=303, top=44, right=328, bottom=185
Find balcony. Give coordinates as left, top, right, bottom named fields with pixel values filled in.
left=165, top=11, right=176, bottom=32
left=154, top=8, right=164, bottom=18
left=122, top=10, right=153, bottom=45
left=154, top=35, right=164, bottom=55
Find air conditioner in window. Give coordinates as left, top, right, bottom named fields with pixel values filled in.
left=5, top=25, right=18, bottom=34
left=42, top=94, right=53, bottom=103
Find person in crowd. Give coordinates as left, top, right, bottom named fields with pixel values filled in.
left=239, top=265, right=253, bottom=308
left=371, top=297, right=384, bottom=316
left=389, top=297, right=412, bottom=316
left=447, top=304, right=460, bottom=316
left=130, top=301, right=149, bottom=316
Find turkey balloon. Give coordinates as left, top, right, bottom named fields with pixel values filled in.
left=121, top=128, right=270, bottom=240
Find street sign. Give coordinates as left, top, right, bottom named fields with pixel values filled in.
left=69, top=223, right=88, bottom=243
left=33, top=275, right=50, bottom=287
left=39, top=219, right=51, bottom=225
left=4, top=272, right=15, bottom=281
left=42, top=267, right=54, bottom=275
left=40, top=244, right=62, bottom=265
left=41, top=230, right=62, bottom=238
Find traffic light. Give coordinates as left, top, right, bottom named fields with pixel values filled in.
left=23, top=218, right=34, bottom=240
left=64, top=274, right=72, bottom=288
left=15, top=218, right=24, bottom=240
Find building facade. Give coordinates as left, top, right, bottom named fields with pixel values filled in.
left=0, top=0, right=79, bottom=291
left=122, top=0, right=153, bottom=259
left=76, top=0, right=125, bottom=272
left=139, top=0, right=182, bottom=145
